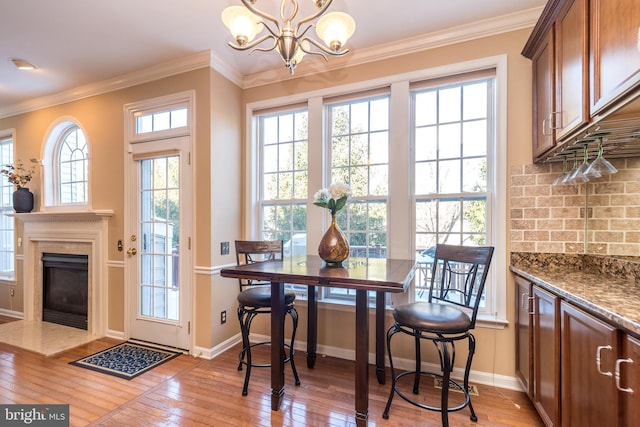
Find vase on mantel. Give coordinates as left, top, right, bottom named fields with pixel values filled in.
left=13, top=187, right=34, bottom=213
left=318, top=213, right=349, bottom=267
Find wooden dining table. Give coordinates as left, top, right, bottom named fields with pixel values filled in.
left=220, top=255, right=417, bottom=426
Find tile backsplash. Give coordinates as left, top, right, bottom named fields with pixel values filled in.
left=510, top=158, right=640, bottom=256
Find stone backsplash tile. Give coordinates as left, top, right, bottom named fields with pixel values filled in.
left=510, top=159, right=640, bottom=256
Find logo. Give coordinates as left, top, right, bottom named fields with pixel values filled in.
left=0, top=405, right=69, bottom=426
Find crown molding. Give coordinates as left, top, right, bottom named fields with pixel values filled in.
left=242, top=6, right=544, bottom=88
left=0, top=6, right=543, bottom=118
left=0, top=51, right=212, bottom=119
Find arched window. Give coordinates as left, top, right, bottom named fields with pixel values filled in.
left=43, top=120, right=90, bottom=208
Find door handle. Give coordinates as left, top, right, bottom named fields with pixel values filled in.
left=596, top=345, right=613, bottom=377
left=127, top=248, right=137, bottom=256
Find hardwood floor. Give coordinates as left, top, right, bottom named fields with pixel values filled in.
left=0, top=317, right=543, bottom=426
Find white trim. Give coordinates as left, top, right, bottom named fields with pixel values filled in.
left=242, top=7, right=542, bottom=88
left=248, top=332, right=523, bottom=391
left=0, top=7, right=543, bottom=119
left=123, top=90, right=196, bottom=352
left=245, top=55, right=509, bottom=322
left=0, top=51, right=212, bottom=119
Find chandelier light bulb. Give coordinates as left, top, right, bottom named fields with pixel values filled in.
left=316, top=12, right=355, bottom=52
left=221, top=0, right=355, bottom=73
left=222, top=6, right=262, bottom=46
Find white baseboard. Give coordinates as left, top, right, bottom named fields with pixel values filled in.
left=105, top=329, right=125, bottom=340
left=247, top=333, right=524, bottom=392
left=0, top=309, right=23, bottom=319
left=194, top=333, right=242, bottom=360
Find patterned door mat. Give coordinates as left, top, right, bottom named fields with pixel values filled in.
left=70, top=342, right=180, bottom=380
left=434, top=377, right=479, bottom=396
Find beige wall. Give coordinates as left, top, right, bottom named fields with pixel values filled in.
left=242, top=28, right=535, bottom=380
left=0, top=26, right=538, bottom=381
left=0, top=67, right=243, bottom=350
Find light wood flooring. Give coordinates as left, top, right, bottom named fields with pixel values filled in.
left=0, top=316, right=543, bottom=426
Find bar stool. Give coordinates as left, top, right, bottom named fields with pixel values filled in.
left=234, top=240, right=300, bottom=396
left=383, top=244, right=494, bottom=426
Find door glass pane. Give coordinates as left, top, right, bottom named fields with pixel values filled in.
left=139, top=155, right=180, bottom=322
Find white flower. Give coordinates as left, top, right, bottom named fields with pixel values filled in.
left=313, top=182, right=351, bottom=215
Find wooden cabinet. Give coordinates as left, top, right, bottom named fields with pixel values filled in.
left=524, top=0, right=640, bottom=161
left=621, top=335, right=640, bottom=425
left=515, top=276, right=533, bottom=398
left=560, top=301, right=619, bottom=426
left=524, top=0, right=589, bottom=161
left=590, top=0, right=640, bottom=115
left=554, top=0, right=589, bottom=139
left=532, top=286, right=560, bottom=427
left=531, top=30, right=556, bottom=160
left=514, top=272, right=640, bottom=427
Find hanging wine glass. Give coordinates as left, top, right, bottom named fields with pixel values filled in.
left=570, top=143, right=599, bottom=181
left=562, top=150, right=582, bottom=184
left=584, top=136, right=617, bottom=176
left=552, top=155, right=570, bottom=186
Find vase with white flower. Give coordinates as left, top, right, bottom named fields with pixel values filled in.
left=1, top=158, right=39, bottom=213
left=313, top=182, right=351, bottom=267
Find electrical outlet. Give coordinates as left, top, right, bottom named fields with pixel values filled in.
left=10, top=287, right=14, bottom=297
left=220, top=310, right=227, bottom=324
left=221, top=241, right=230, bottom=255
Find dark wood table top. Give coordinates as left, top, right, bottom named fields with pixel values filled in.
left=220, top=255, right=417, bottom=292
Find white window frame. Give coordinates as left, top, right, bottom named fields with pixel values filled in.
left=244, top=56, right=508, bottom=324
left=0, top=130, right=15, bottom=281
left=41, top=118, right=91, bottom=211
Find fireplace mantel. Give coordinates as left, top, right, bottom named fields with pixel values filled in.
left=9, top=209, right=114, bottom=222
left=15, top=209, right=113, bottom=336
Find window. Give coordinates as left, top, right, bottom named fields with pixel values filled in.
left=0, top=136, right=14, bottom=278
left=257, top=108, right=308, bottom=258
left=325, top=94, right=390, bottom=300
left=58, top=126, right=88, bottom=204
left=43, top=120, right=89, bottom=208
left=413, top=75, right=495, bottom=311
left=248, top=57, right=506, bottom=319
left=136, top=107, right=187, bottom=134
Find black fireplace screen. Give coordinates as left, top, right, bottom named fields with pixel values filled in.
left=42, top=253, right=88, bottom=330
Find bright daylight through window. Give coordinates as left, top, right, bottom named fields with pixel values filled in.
left=254, top=67, right=498, bottom=312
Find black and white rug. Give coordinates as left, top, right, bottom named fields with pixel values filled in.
left=70, top=342, right=180, bottom=380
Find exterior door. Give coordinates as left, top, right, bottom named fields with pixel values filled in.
left=127, top=136, right=191, bottom=351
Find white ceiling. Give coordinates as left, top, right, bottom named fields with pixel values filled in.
left=0, top=0, right=545, bottom=116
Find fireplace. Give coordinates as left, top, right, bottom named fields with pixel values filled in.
left=42, top=253, right=89, bottom=330
left=14, top=210, right=113, bottom=337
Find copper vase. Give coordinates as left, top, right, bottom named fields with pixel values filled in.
left=318, top=213, right=349, bottom=267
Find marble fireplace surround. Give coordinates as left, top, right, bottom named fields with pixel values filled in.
left=12, top=210, right=113, bottom=336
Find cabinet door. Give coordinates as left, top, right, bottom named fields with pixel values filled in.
left=532, top=286, right=560, bottom=427
left=555, top=0, right=589, bottom=139
left=531, top=29, right=556, bottom=161
left=590, top=0, right=640, bottom=114
left=621, top=335, right=640, bottom=425
left=515, top=276, right=533, bottom=398
left=560, top=301, right=619, bottom=427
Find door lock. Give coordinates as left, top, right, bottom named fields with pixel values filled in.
left=127, top=248, right=137, bottom=256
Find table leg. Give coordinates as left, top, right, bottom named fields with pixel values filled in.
left=307, top=285, right=318, bottom=369
left=354, top=289, right=369, bottom=426
left=270, top=281, right=285, bottom=411
left=376, top=291, right=385, bottom=384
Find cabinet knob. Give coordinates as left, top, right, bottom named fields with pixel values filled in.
left=596, top=345, right=613, bottom=377
left=615, top=358, right=634, bottom=393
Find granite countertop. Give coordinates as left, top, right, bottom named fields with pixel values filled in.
left=510, top=252, right=640, bottom=337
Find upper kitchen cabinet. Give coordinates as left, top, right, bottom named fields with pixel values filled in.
left=523, top=0, right=589, bottom=162
left=590, top=0, right=640, bottom=116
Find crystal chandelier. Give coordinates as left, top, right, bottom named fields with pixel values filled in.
left=221, top=0, right=356, bottom=74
